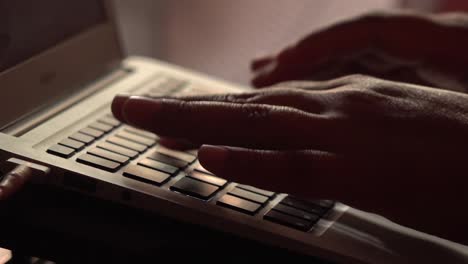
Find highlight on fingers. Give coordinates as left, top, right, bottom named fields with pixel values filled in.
left=0, top=165, right=32, bottom=201
left=251, top=55, right=275, bottom=71
left=112, top=95, right=333, bottom=150
left=197, top=144, right=352, bottom=200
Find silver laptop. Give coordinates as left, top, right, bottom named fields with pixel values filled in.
left=1, top=1, right=465, bottom=264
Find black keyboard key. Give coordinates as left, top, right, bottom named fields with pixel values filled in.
left=116, top=131, right=156, bottom=146
left=151, top=77, right=185, bottom=92
left=272, top=203, right=320, bottom=223
left=264, top=210, right=312, bottom=231
left=280, top=196, right=329, bottom=216
left=107, top=136, right=147, bottom=153
left=156, top=148, right=196, bottom=164
left=147, top=152, right=188, bottom=168
left=217, top=194, right=262, bottom=215
left=88, top=148, right=130, bottom=164
left=124, top=126, right=158, bottom=140
left=170, top=177, right=219, bottom=200
left=80, top=127, right=104, bottom=138
left=188, top=171, right=227, bottom=187
left=97, top=142, right=139, bottom=159
left=99, top=116, right=121, bottom=127
left=236, top=184, right=275, bottom=198
left=47, top=144, right=75, bottom=158
left=313, top=199, right=335, bottom=209
left=77, top=154, right=121, bottom=172
left=228, top=187, right=269, bottom=204
left=89, top=122, right=113, bottom=132
left=69, top=132, right=94, bottom=144
left=123, top=165, right=170, bottom=186
left=138, top=158, right=178, bottom=175
left=58, top=138, right=85, bottom=150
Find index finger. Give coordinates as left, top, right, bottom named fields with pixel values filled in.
left=112, top=95, right=333, bottom=150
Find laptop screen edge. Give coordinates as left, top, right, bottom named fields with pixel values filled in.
left=0, top=0, right=124, bottom=132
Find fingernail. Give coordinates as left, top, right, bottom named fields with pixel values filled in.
left=121, top=96, right=164, bottom=127
left=198, top=145, right=230, bottom=172
left=111, top=93, right=131, bottom=122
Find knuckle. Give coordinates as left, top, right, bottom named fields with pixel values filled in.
left=172, top=99, right=191, bottom=115
left=338, top=74, right=377, bottom=84
left=241, top=104, right=272, bottom=123
left=219, top=93, right=248, bottom=104
left=337, top=86, right=385, bottom=108
left=371, top=84, right=406, bottom=97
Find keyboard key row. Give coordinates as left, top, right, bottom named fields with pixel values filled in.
left=123, top=164, right=171, bottom=186
left=263, top=196, right=335, bottom=232
left=264, top=209, right=312, bottom=232
left=217, top=194, right=262, bottom=215
left=187, top=171, right=226, bottom=187
left=116, top=130, right=156, bottom=147
left=47, top=144, right=75, bottom=158
left=107, top=136, right=147, bottom=153
left=97, top=142, right=139, bottom=158
left=59, top=138, right=85, bottom=150
left=147, top=152, right=188, bottom=168
left=146, top=77, right=187, bottom=97
left=138, top=158, right=178, bottom=175
left=124, top=127, right=158, bottom=140
left=47, top=114, right=122, bottom=159
left=80, top=127, right=105, bottom=138
left=170, top=176, right=219, bottom=200
left=216, top=185, right=272, bottom=215
left=88, top=147, right=130, bottom=164
left=77, top=153, right=121, bottom=172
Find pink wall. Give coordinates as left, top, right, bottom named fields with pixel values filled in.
left=156, top=0, right=398, bottom=85
left=115, top=0, right=465, bottom=86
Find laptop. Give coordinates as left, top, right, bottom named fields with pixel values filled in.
left=1, top=1, right=465, bottom=263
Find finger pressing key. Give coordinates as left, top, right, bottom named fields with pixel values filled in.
left=113, top=96, right=333, bottom=150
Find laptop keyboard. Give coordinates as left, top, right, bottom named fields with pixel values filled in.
left=45, top=76, right=335, bottom=233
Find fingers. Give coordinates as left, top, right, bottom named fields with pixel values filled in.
left=251, top=11, right=468, bottom=87
left=0, top=34, right=10, bottom=54
left=251, top=55, right=275, bottom=72
left=158, top=137, right=200, bottom=150
left=0, top=165, right=32, bottom=201
left=144, top=88, right=327, bottom=113
left=251, top=15, right=378, bottom=87
left=112, top=96, right=333, bottom=150
left=197, top=145, right=358, bottom=201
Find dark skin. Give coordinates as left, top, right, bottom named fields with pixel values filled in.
left=111, top=11, right=468, bottom=245
left=251, top=10, right=468, bottom=93
left=113, top=75, right=468, bottom=245
left=0, top=34, right=9, bottom=59
left=2, top=10, right=468, bottom=246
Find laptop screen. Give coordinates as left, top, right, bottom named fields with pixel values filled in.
left=0, top=0, right=106, bottom=73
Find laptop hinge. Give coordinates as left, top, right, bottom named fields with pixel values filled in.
left=1, top=66, right=130, bottom=137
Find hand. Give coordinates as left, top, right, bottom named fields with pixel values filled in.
left=112, top=75, right=468, bottom=244
left=0, top=34, right=9, bottom=57
left=0, top=165, right=32, bottom=201
left=251, top=11, right=468, bottom=93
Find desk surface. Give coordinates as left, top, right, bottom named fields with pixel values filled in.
left=0, top=185, right=334, bottom=264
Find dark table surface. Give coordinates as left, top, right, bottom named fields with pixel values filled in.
left=0, top=185, right=334, bottom=264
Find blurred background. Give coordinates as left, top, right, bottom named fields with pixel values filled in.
left=111, top=0, right=463, bottom=86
